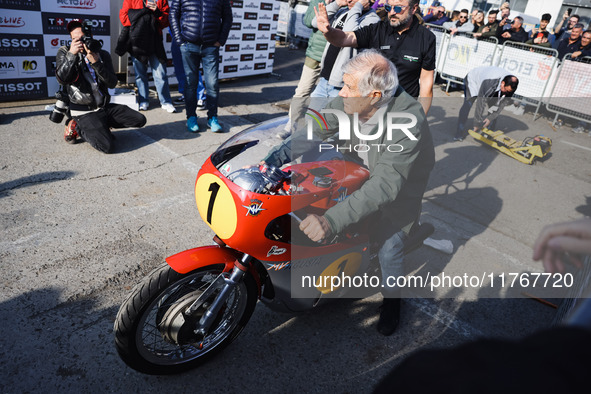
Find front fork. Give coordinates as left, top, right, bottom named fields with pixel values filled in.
left=185, top=254, right=253, bottom=337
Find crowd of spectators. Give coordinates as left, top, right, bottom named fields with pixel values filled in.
left=421, top=2, right=591, bottom=62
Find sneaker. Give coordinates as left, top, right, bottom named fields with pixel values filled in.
left=207, top=116, right=222, bottom=133
left=173, top=95, right=185, bottom=104
left=572, top=126, right=586, bottom=134
left=139, top=102, right=149, bottom=111
left=187, top=116, right=200, bottom=133
left=161, top=103, right=177, bottom=113
left=197, top=99, right=206, bottom=109
left=64, top=119, right=79, bottom=144
left=377, top=298, right=401, bottom=336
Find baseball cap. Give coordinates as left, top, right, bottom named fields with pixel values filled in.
left=67, top=19, right=84, bottom=32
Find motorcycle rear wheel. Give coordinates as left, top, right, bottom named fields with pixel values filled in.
left=114, top=263, right=257, bottom=374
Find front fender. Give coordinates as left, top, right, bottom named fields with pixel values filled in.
left=166, top=245, right=239, bottom=274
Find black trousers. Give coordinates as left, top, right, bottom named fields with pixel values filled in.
left=74, top=103, right=146, bottom=153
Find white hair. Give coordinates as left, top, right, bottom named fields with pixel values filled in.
left=342, top=49, right=399, bottom=99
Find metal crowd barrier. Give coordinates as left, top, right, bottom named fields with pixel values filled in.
left=424, top=23, right=450, bottom=78
left=438, top=31, right=498, bottom=92
left=494, top=41, right=559, bottom=119
left=545, top=54, right=591, bottom=127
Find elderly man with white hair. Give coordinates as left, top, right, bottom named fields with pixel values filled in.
left=298, top=49, right=435, bottom=336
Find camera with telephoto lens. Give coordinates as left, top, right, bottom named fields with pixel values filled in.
left=81, top=21, right=102, bottom=53
left=49, top=87, right=70, bottom=124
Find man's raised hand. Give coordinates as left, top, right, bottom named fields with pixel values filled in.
left=314, top=3, right=331, bottom=34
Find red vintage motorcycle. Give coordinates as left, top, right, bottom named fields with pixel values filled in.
left=114, top=116, right=433, bottom=374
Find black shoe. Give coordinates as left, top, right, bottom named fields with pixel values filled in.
left=377, top=298, right=401, bottom=336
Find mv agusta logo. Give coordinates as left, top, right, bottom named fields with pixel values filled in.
left=242, top=199, right=266, bottom=216
left=306, top=108, right=418, bottom=153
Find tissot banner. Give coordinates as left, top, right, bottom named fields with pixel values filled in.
left=0, top=0, right=110, bottom=101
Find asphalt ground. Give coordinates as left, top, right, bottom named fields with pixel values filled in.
left=1, top=44, right=590, bottom=392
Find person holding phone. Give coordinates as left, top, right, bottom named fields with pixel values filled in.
left=526, top=13, right=553, bottom=47
left=119, top=0, right=177, bottom=113
left=554, top=10, right=580, bottom=45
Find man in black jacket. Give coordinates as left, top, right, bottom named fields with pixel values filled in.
left=496, top=16, right=528, bottom=44
left=170, top=0, right=232, bottom=133
left=56, top=20, right=146, bottom=153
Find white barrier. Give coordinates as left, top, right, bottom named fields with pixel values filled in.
left=546, top=55, right=591, bottom=126
left=439, top=33, right=498, bottom=85
left=494, top=42, right=559, bottom=118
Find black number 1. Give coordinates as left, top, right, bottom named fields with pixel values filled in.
left=207, top=182, right=220, bottom=224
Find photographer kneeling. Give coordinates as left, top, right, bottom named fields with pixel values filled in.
left=56, top=19, right=146, bottom=153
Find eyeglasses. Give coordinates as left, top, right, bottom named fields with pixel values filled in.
left=459, top=16, right=468, bottom=19
left=384, top=4, right=408, bottom=13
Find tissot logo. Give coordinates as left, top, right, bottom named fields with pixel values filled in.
left=254, top=62, right=266, bottom=70
left=242, top=33, right=255, bottom=41
left=225, top=44, right=240, bottom=52
left=260, top=2, right=273, bottom=10
left=0, top=81, right=43, bottom=91
left=228, top=33, right=240, bottom=40
left=244, top=23, right=257, bottom=30
left=232, top=12, right=242, bottom=19
left=0, top=0, right=41, bottom=11
left=257, top=34, right=270, bottom=40
left=240, top=53, right=253, bottom=61
left=258, top=23, right=270, bottom=31
left=255, top=53, right=266, bottom=60
left=225, top=55, right=239, bottom=62
left=0, top=78, right=47, bottom=99
left=239, top=64, right=253, bottom=71
left=44, top=14, right=109, bottom=35
left=0, top=35, right=43, bottom=56
left=57, top=0, right=97, bottom=9
left=259, top=14, right=271, bottom=20
left=244, top=12, right=258, bottom=20
left=231, top=22, right=242, bottom=30
left=256, top=43, right=268, bottom=51
left=245, top=1, right=257, bottom=8
left=242, top=44, right=254, bottom=50
left=0, top=16, right=25, bottom=28
left=230, top=0, right=243, bottom=8
left=224, top=65, right=238, bottom=73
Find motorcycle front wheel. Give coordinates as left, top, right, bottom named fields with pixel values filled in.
left=114, top=263, right=257, bottom=375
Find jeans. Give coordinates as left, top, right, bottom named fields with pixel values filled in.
left=180, top=43, right=219, bottom=119
left=310, top=77, right=342, bottom=98
left=132, top=55, right=173, bottom=106
left=170, top=32, right=206, bottom=101
left=378, top=230, right=407, bottom=298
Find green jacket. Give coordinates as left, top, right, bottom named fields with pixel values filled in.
left=320, top=88, right=435, bottom=240
left=305, top=0, right=328, bottom=62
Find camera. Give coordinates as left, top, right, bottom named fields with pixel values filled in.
left=49, top=87, right=70, bottom=124
left=81, top=21, right=102, bottom=53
